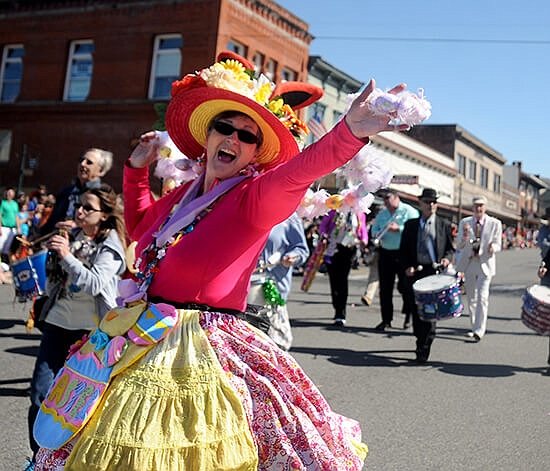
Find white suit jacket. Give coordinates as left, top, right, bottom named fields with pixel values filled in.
left=455, top=215, right=502, bottom=277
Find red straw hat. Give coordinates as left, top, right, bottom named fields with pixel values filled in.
left=165, top=52, right=318, bottom=170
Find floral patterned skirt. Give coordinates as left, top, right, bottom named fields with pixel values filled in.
left=35, top=309, right=367, bottom=470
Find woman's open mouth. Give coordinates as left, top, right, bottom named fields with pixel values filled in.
left=217, top=148, right=237, bottom=163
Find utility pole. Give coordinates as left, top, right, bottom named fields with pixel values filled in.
left=17, top=144, right=27, bottom=195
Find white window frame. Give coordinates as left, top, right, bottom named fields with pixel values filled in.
left=281, top=67, right=296, bottom=82
left=252, top=52, right=264, bottom=73
left=457, top=154, right=466, bottom=176
left=468, top=160, right=477, bottom=183
left=63, top=39, right=94, bottom=101
left=148, top=34, right=183, bottom=100
left=480, top=166, right=489, bottom=189
left=493, top=174, right=501, bottom=193
left=227, top=39, right=246, bottom=57
left=0, top=44, right=24, bottom=103
left=265, top=59, right=276, bottom=81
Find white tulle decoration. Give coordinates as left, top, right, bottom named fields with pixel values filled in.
left=367, top=88, right=431, bottom=126
left=153, top=131, right=201, bottom=187
left=297, top=188, right=331, bottom=220
left=336, top=144, right=393, bottom=192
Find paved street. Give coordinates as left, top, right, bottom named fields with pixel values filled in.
left=1, top=248, right=549, bottom=470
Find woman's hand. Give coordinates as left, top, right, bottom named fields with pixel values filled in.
left=539, top=266, right=548, bottom=279
left=345, top=79, right=409, bottom=139
left=129, top=131, right=160, bottom=169
left=47, top=233, right=71, bottom=259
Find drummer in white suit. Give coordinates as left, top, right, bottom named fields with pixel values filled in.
left=456, top=196, right=502, bottom=341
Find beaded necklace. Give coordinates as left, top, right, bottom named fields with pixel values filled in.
left=134, top=173, right=247, bottom=294
left=135, top=199, right=217, bottom=293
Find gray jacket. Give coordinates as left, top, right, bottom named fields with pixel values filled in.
left=57, top=229, right=126, bottom=320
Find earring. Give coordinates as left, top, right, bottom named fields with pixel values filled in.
left=197, top=150, right=206, bottom=166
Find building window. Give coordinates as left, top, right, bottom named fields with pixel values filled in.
left=493, top=174, right=501, bottom=193
left=0, top=129, right=11, bottom=163
left=252, top=52, right=263, bottom=73
left=265, top=59, right=276, bottom=81
left=281, top=67, right=296, bottom=82
left=468, top=160, right=477, bottom=183
left=457, top=154, right=466, bottom=176
left=227, top=39, right=246, bottom=57
left=0, top=44, right=24, bottom=103
left=480, top=166, right=489, bottom=188
left=149, top=34, right=183, bottom=99
left=64, top=40, right=94, bottom=101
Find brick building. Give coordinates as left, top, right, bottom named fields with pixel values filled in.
left=406, top=124, right=520, bottom=226
left=0, top=0, right=312, bottom=193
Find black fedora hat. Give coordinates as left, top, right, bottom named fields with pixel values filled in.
left=419, top=188, right=438, bottom=202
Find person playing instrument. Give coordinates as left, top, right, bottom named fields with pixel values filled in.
left=28, top=183, right=127, bottom=461
left=321, top=209, right=368, bottom=326
left=255, top=211, right=309, bottom=350
left=371, top=188, right=419, bottom=331
left=32, top=50, right=410, bottom=470
left=39, top=148, right=113, bottom=236
left=399, top=188, right=455, bottom=363
left=455, top=195, right=502, bottom=341
left=361, top=205, right=381, bottom=306
left=537, top=207, right=550, bottom=284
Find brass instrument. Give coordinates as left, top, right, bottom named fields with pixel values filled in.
left=372, top=213, right=398, bottom=248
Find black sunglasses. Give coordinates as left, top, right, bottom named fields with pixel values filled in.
left=75, top=202, right=101, bottom=213
left=212, top=121, right=259, bottom=145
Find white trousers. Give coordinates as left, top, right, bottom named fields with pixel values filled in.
left=464, top=259, right=492, bottom=337
left=0, top=226, right=16, bottom=255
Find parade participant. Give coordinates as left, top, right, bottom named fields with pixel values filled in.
left=456, top=196, right=502, bottom=341
left=0, top=187, right=19, bottom=257
left=27, top=184, right=126, bottom=460
left=40, top=148, right=113, bottom=236
left=33, top=52, right=413, bottom=470
left=399, top=188, right=455, bottom=362
left=536, top=246, right=550, bottom=372
left=321, top=209, right=368, bottom=326
left=254, top=211, right=309, bottom=350
left=371, top=188, right=419, bottom=330
left=361, top=206, right=380, bottom=306
left=537, top=207, right=550, bottom=264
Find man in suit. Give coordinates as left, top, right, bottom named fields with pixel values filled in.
left=455, top=195, right=502, bottom=341
left=400, top=188, right=455, bottom=362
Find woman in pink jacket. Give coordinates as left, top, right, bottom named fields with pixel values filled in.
left=34, top=52, right=408, bottom=471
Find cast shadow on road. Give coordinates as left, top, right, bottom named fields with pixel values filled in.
left=0, top=377, right=31, bottom=397
left=290, top=345, right=410, bottom=368
left=0, top=318, right=26, bottom=329
left=5, top=346, right=39, bottom=357
left=290, top=345, right=549, bottom=378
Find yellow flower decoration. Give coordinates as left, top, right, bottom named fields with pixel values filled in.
left=267, top=98, right=284, bottom=115
left=220, top=59, right=250, bottom=82
left=326, top=194, right=344, bottom=209
left=254, top=83, right=272, bottom=104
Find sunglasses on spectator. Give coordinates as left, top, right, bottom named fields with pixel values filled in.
left=75, top=202, right=102, bottom=213
left=212, top=121, right=259, bottom=145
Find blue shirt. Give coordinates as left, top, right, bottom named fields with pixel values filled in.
left=257, top=213, right=309, bottom=300
left=371, top=201, right=419, bottom=250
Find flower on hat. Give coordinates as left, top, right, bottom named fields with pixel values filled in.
left=171, top=74, right=207, bottom=98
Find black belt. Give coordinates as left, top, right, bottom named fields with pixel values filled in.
left=148, top=296, right=271, bottom=334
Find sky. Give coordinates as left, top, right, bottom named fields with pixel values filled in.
left=275, top=0, right=550, bottom=179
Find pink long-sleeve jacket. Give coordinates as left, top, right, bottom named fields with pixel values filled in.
left=124, top=120, right=367, bottom=311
